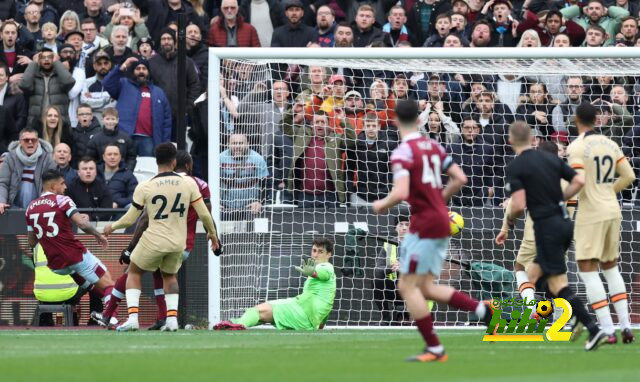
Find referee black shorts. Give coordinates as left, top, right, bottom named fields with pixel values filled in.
left=532, top=215, right=573, bottom=275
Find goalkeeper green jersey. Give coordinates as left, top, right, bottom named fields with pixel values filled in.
left=295, top=262, right=336, bottom=328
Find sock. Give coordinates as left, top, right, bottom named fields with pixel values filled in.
left=449, top=290, right=482, bottom=314
left=415, top=315, right=442, bottom=352
left=232, top=307, right=260, bottom=327
left=153, top=270, right=167, bottom=321
left=165, top=293, right=179, bottom=323
left=557, top=287, right=599, bottom=336
left=103, top=273, right=127, bottom=319
left=602, top=267, right=631, bottom=330
left=126, top=289, right=141, bottom=322
left=579, top=271, right=614, bottom=335
left=516, top=271, right=536, bottom=317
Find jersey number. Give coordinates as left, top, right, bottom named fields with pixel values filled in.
left=421, top=154, right=442, bottom=188
left=29, top=212, right=59, bottom=239
left=151, top=193, right=186, bottom=220
left=593, top=155, right=614, bottom=184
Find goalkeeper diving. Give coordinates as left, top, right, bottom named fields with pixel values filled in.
left=214, top=238, right=336, bottom=330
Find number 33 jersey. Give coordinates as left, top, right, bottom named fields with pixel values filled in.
left=567, top=132, right=625, bottom=225
left=25, top=193, right=86, bottom=269
left=390, top=132, right=453, bottom=239
left=133, top=172, right=203, bottom=253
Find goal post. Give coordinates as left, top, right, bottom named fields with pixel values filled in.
left=207, top=47, right=640, bottom=328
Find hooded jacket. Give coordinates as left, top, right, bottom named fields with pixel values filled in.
left=0, top=139, right=56, bottom=205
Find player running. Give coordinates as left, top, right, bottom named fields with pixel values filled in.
left=103, top=143, right=219, bottom=332
left=214, top=238, right=336, bottom=331
left=567, top=102, right=636, bottom=344
left=372, top=99, right=494, bottom=362
left=97, top=150, right=219, bottom=329
left=26, top=170, right=115, bottom=307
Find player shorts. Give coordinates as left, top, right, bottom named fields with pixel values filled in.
left=575, top=218, right=621, bottom=262
left=516, top=239, right=537, bottom=268
left=269, top=298, right=315, bottom=330
left=399, top=233, right=449, bottom=276
left=532, top=215, right=573, bottom=276
left=131, top=243, right=183, bottom=274
left=52, top=251, right=107, bottom=288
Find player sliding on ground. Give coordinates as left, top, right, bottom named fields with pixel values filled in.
left=103, top=143, right=220, bottom=332
left=372, top=99, right=494, bottom=363
left=567, top=102, right=636, bottom=344
left=214, top=238, right=336, bottom=331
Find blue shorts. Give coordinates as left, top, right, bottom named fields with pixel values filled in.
left=399, top=234, right=449, bottom=276
left=52, top=251, right=107, bottom=288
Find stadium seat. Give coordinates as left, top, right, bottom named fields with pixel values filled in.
left=133, top=156, right=158, bottom=183
left=31, top=304, right=76, bottom=326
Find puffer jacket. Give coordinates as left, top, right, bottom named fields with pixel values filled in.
left=97, top=163, right=138, bottom=208
left=0, top=139, right=56, bottom=205
left=73, top=117, right=102, bottom=160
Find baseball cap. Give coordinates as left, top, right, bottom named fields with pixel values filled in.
left=94, top=49, right=111, bottom=62
left=65, top=30, right=85, bottom=41
left=344, top=90, right=362, bottom=99
left=284, top=0, right=304, bottom=10
left=329, top=74, right=346, bottom=85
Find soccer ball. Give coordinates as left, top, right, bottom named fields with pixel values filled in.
left=449, top=211, right=465, bottom=236
left=536, top=300, right=553, bottom=318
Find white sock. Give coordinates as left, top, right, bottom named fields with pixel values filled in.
left=475, top=302, right=486, bottom=318
left=579, top=271, right=614, bottom=335
left=126, top=289, right=141, bottom=322
left=602, top=267, right=631, bottom=330
left=552, top=300, right=564, bottom=322
left=428, top=345, right=444, bottom=354
left=516, top=271, right=536, bottom=317
left=165, top=293, right=179, bottom=322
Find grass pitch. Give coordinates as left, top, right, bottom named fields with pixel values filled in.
left=1, top=329, right=637, bottom=382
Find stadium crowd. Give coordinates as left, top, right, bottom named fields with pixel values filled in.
left=1, top=0, right=640, bottom=218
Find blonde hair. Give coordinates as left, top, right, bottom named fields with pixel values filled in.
left=42, top=106, right=63, bottom=148
left=188, top=0, right=206, bottom=16
left=517, top=29, right=542, bottom=48
left=370, top=79, right=389, bottom=99
left=42, top=22, right=58, bottom=34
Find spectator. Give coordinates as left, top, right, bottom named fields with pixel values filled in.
left=58, top=40, right=87, bottom=128
left=418, top=102, right=461, bottom=145
left=423, top=13, right=451, bottom=47
left=132, top=0, right=205, bottom=42
left=149, top=28, right=200, bottom=134
left=318, top=74, right=346, bottom=113
left=583, top=24, right=607, bottom=46
left=469, top=19, right=494, bottom=47
left=186, top=23, right=208, bottom=93
left=0, top=64, right=26, bottom=134
left=66, top=156, right=113, bottom=220
left=373, top=214, right=409, bottom=324
left=443, top=32, right=467, bottom=47
left=448, top=115, right=495, bottom=207
left=86, top=107, right=137, bottom=169
left=560, top=0, right=629, bottom=45
left=552, top=75, right=585, bottom=133
left=80, top=49, right=115, bottom=119
left=189, top=0, right=212, bottom=27
left=72, top=103, right=101, bottom=159
left=609, top=84, right=635, bottom=127
left=52, top=142, right=77, bottom=185
left=341, top=90, right=367, bottom=135
left=515, top=82, right=556, bottom=137
left=616, top=16, right=638, bottom=46
left=552, top=32, right=572, bottom=47
left=588, top=99, right=633, bottom=145
left=282, top=109, right=355, bottom=207
left=481, top=0, right=519, bottom=47
left=81, top=18, right=108, bottom=57
left=0, top=105, right=17, bottom=154
left=496, top=74, right=525, bottom=114
left=383, top=5, right=411, bottom=47
left=20, top=48, right=76, bottom=131
left=136, top=36, right=155, bottom=60
left=85, top=25, right=136, bottom=78
left=103, top=7, right=151, bottom=53
left=614, top=0, right=640, bottom=18
left=0, top=127, right=55, bottom=213
left=38, top=23, right=60, bottom=53
left=517, top=10, right=585, bottom=47
left=1, top=20, right=33, bottom=79
left=406, top=0, right=452, bottom=46
left=316, top=5, right=337, bottom=47
left=78, top=0, right=111, bottom=30
left=57, top=10, right=81, bottom=43
left=347, top=0, right=395, bottom=27
left=517, top=29, right=542, bottom=47
left=98, top=143, right=137, bottom=208
left=348, top=112, right=398, bottom=205
left=49, top=0, right=85, bottom=15
left=334, top=21, right=354, bottom=47
left=220, top=133, right=269, bottom=215
left=351, top=4, right=384, bottom=47
left=239, top=0, right=284, bottom=47
left=207, top=0, right=260, bottom=47
left=22, top=3, right=44, bottom=47
left=451, top=12, right=469, bottom=37
left=102, top=58, right=171, bottom=156
left=271, top=0, right=317, bottom=47
left=40, top=105, right=74, bottom=153
left=17, top=0, right=59, bottom=28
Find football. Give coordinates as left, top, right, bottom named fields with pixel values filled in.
left=449, top=211, right=465, bottom=236
left=536, top=300, right=553, bottom=318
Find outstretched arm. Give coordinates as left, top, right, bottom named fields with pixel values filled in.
left=105, top=204, right=143, bottom=234
left=71, top=212, right=108, bottom=248
left=372, top=173, right=409, bottom=214
left=192, top=198, right=220, bottom=251
left=442, top=162, right=468, bottom=202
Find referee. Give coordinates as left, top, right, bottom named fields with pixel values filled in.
left=500, top=121, right=607, bottom=351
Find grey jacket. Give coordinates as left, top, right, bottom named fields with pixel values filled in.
left=0, top=139, right=56, bottom=205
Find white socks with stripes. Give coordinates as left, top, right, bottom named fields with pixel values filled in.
left=579, top=271, right=614, bottom=335
left=602, top=267, right=630, bottom=330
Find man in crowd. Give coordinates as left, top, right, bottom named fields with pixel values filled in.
left=271, top=0, right=317, bottom=47
left=316, top=5, right=337, bottom=47
left=98, top=144, right=138, bottom=209
left=352, top=4, right=384, bottom=47
left=86, top=107, right=137, bottom=170
left=207, top=0, right=261, bottom=47
left=561, top=0, right=629, bottom=45
left=186, top=23, right=208, bottom=93
left=53, top=142, right=77, bottom=185
left=66, top=156, right=113, bottom=220
left=334, top=22, right=354, bottom=47
left=81, top=49, right=114, bottom=119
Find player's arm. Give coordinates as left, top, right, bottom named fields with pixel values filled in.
left=71, top=212, right=109, bottom=248
left=372, top=172, right=409, bottom=214
left=442, top=162, right=468, bottom=202
left=106, top=203, right=144, bottom=234
left=614, top=157, right=635, bottom=193
left=27, top=230, right=38, bottom=249
left=560, top=160, right=584, bottom=201
left=507, top=189, right=526, bottom=224
left=495, top=198, right=513, bottom=245
left=192, top=197, right=220, bottom=250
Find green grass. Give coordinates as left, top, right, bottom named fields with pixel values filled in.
left=0, top=329, right=637, bottom=382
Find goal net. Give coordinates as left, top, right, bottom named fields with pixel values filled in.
left=207, top=48, right=640, bottom=328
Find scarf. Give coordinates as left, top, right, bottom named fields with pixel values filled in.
left=382, top=23, right=408, bottom=36
left=15, top=143, right=43, bottom=167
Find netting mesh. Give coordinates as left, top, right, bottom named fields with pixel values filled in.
left=214, top=56, right=640, bottom=327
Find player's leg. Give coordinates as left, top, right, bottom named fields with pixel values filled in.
left=97, top=271, right=127, bottom=328
left=601, top=259, right=634, bottom=343
left=419, top=274, right=492, bottom=324
left=148, top=269, right=167, bottom=330
left=116, top=262, right=144, bottom=332
left=160, top=271, right=179, bottom=331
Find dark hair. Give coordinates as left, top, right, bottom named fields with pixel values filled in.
left=42, top=169, right=64, bottom=184
left=80, top=18, right=97, bottom=27
left=395, top=99, right=419, bottom=125
left=155, top=142, right=177, bottom=166
left=546, top=10, right=563, bottom=21
left=175, top=150, right=193, bottom=172
left=78, top=156, right=96, bottom=165
left=77, top=103, right=92, bottom=111
left=0, top=63, right=7, bottom=76
left=336, top=21, right=352, bottom=30
left=312, top=238, right=334, bottom=254
left=586, top=24, right=606, bottom=36
left=102, top=143, right=121, bottom=155
left=620, top=15, right=638, bottom=26
left=576, top=102, right=597, bottom=126
left=394, top=214, right=410, bottom=226
left=538, top=141, right=559, bottom=156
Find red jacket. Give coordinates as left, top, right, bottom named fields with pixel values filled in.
left=207, top=16, right=261, bottom=47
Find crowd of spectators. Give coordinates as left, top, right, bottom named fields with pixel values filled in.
left=1, top=0, right=640, bottom=218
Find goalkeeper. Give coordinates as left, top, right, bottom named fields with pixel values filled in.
left=214, top=238, right=336, bottom=331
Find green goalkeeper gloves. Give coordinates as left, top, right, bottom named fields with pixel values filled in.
left=294, top=258, right=316, bottom=277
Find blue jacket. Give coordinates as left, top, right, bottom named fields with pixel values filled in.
left=102, top=67, right=172, bottom=146
left=97, top=163, right=138, bottom=208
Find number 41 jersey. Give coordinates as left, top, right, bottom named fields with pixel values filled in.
left=133, top=172, right=203, bottom=253
left=390, top=132, right=453, bottom=239
left=25, top=192, right=86, bottom=269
